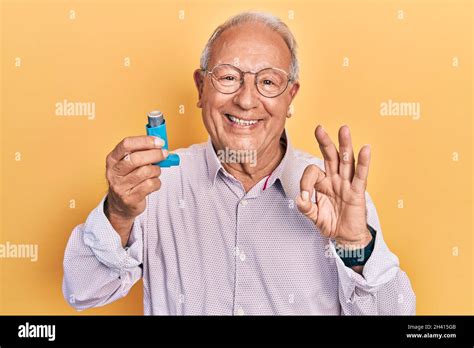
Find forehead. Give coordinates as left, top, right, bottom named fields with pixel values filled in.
left=209, top=22, right=292, bottom=72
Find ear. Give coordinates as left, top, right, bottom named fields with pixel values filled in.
left=288, top=81, right=300, bottom=103
left=193, top=69, right=205, bottom=108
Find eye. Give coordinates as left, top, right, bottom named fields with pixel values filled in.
left=216, top=74, right=240, bottom=84
left=263, top=79, right=275, bottom=85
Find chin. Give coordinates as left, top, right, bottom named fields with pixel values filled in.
left=223, top=134, right=261, bottom=152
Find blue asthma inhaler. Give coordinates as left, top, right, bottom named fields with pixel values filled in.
left=146, top=110, right=180, bottom=167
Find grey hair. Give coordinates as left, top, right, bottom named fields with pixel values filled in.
left=199, top=11, right=299, bottom=81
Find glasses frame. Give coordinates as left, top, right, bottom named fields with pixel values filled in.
left=202, top=63, right=293, bottom=98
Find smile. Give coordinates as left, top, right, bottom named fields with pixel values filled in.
left=224, top=113, right=263, bottom=127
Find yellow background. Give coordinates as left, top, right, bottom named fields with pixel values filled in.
left=1, top=0, right=472, bottom=314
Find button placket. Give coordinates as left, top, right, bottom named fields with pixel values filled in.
left=234, top=196, right=251, bottom=315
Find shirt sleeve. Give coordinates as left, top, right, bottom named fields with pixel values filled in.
left=62, top=194, right=144, bottom=311
left=328, top=191, right=416, bottom=315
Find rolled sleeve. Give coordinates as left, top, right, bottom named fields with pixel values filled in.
left=329, top=226, right=400, bottom=298
left=330, top=191, right=416, bottom=315
left=83, top=194, right=143, bottom=274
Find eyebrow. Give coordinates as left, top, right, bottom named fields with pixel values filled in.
left=214, top=62, right=288, bottom=74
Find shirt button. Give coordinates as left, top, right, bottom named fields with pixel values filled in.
left=239, top=252, right=246, bottom=262
left=240, top=199, right=248, bottom=206
left=236, top=307, right=245, bottom=316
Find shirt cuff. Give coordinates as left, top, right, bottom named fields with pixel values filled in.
left=83, top=195, right=143, bottom=273
left=329, top=225, right=400, bottom=300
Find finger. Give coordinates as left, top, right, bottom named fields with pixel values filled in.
left=128, top=177, right=162, bottom=200
left=351, top=145, right=371, bottom=194
left=314, top=125, right=339, bottom=176
left=338, top=125, right=355, bottom=181
left=113, top=149, right=168, bottom=176
left=296, top=192, right=319, bottom=224
left=121, top=164, right=162, bottom=189
left=110, top=136, right=165, bottom=163
left=300, top=164, right=325, bottom=197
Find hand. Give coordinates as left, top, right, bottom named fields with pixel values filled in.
left=296, top=125, right=372, bottom=248
left=105, top=135, right=168, bottom=245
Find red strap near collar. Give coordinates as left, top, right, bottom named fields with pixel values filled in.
left=263, top=172, right=272, bottom=191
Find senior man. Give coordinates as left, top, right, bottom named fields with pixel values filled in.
left=63, top=11, right=415, bottom=315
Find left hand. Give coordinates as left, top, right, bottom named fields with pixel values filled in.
left=296, top=125, right=372, bottom=248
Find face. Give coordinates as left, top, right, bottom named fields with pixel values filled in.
left=194, top=22, right=300, bottom=155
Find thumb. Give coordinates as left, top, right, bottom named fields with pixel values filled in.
left=296, top=190, right=319, bottom=224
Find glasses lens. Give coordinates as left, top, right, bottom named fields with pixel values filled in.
left=256, top=68, right=288, bottom=97
left=211, top=65, right=242, bottom=93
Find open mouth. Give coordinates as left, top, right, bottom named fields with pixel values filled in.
left=224, top=113, right=263, bottom=127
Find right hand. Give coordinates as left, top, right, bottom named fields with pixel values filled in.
left=104, top=136, right=168, bottom=243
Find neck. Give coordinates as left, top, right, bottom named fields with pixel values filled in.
left=218, top=138, right=286, bottom=193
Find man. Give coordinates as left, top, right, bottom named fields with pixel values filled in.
left=63, top=11, right=415, bottom=315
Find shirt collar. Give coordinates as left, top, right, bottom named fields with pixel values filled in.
left=204, top=128, right=301, bottom=200
left=205, top=136, right=223, bottom=185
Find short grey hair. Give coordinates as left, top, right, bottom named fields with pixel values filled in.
left=199, top=11, right=299, bottom=81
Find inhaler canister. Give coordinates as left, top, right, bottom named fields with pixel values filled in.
left=146, top=110, right=180, bottom=167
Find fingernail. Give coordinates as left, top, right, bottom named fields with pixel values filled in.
left=301, top=190, right=309, bottom=201
left=154, top=137, right=165, bottom=147
left=162, top=149, right=169, bottom=157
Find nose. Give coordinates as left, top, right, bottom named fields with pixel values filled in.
left=232, top=74, right=260, bottom=110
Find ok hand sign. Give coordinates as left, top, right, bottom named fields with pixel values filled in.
left=296, top=125, right=373, bottom=248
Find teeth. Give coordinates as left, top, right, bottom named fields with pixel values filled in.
left=226, top=114, right=258, bottom=126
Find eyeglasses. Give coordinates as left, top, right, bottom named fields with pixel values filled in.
left=202, top=64, right=293, bottom=98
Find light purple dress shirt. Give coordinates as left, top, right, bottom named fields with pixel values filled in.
left=62, top=130, right=416, bottom=315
